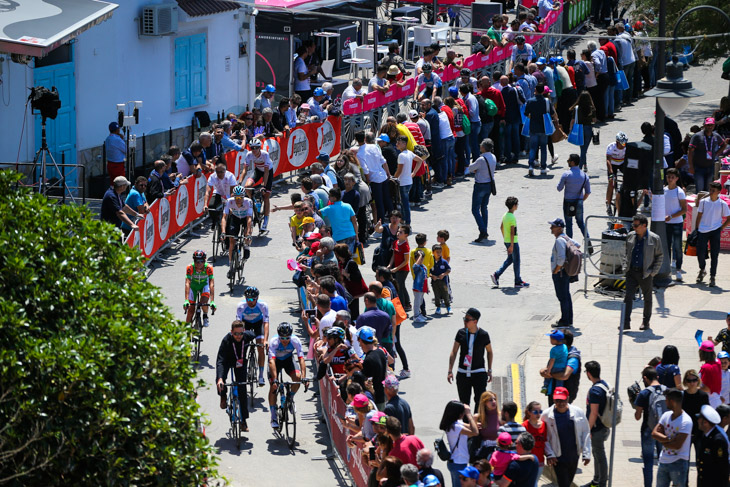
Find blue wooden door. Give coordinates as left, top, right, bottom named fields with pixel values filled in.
left=34, top=60, right=76, bottom=196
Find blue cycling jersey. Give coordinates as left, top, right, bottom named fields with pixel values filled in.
left=268, top=335, right=303, bottom=360
left=236, top=301, right=269, bottom=324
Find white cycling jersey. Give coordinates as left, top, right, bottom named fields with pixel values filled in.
left=606, top=142, right=626, bottom=167
left=245, top=150, right=273, bottom=171
left=224, top=196, right=254, bottom=219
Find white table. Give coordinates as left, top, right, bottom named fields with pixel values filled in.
left=314, top=31, right=340, bottom=61
left=393, top=16, right=420, bottom=61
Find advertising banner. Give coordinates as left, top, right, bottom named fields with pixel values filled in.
left=255, top=33, right=292, bottom=97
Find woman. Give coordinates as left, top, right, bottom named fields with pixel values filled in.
left=655, top=345, right=682, bottom=390
left=334, top=152, right=362, bottom=182
left=334, top=244, right=367, bottom=320
left=581, top=49, right=600, bottom=122
left=568, top=91, right=596, bottom=171
left=440, top=400, right=479, bottom=487
left=681, top=369, right=709, bottom=484
left=444, top=94, right=467, bottom=181
left=375, top=455, right=402, bottom=487
left=345, top=393, right=378, bottom=449
left=542, top=87, right=560, bottom=165
left=474, top=391, right=501, bottom=461
left=374, top=210, right=402, bottom=273
left=375, top=267, right=410, bottom=378
left=699, top=340, right=722, bottom=407
left=522, top=401, right=547, bottom=486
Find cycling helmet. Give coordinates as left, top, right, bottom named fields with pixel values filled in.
left=422, top=62, right=433, bottom=73
left=232, top=185, right=245, bottom=197
left=460, top=68, right=471, bottom=76
left=514, top=35, right=526, bottom=44
left=277, top=322, right=294, bottom=338
left=249, top=139, right=262, bottom=148
left=616, top=131, right=628, bottom=144
left=193, top=250, right=206, bottom=262
left=326, top=326, right=346, bottom=340
left=244, top=286, right=259, bottom=299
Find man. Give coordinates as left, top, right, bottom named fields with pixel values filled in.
left=358, top=327, right=388, bottom=408
left=543, top=387, right=591, bottom=487
left=369, top=281, right=398, bottom=357
left=524, top=83, right=554, bottom=176
left=215, top=320, right=256, bottom=430
left=386, top=416, right=424, bottom=466
left=652, top=388, right=692, bottom=487
left=357, top=293, right=392, bottom=350
left=146, top=160, right=167, bottom=204
left=377, top=134, right=399, bottom=176
left=458, top=465, right=480, bottom=486
left=688, top=118, right=726, bottom=192
left=472, top=35, right=492, bottom=55
left=499, top=75, right=524, bottom=165
left=542, top=330, right=582, bottom=404
left=499, top=401, right=527, bottom=443
left=321, top=187, right=358, bottom=253
left=104, top=121, right=126, bottom=184
left=384, top=375, right=414, bottom=435
left=455, top=68, right=478, bottom=93
left=633, top=366, right=667, bottom=487
left=221, top=187, right=253, bottom=277
left=267, top=322, right=306, bottom=428
left=696, top=404, right=730, bottom=486
left=466, top=138, right=497, bottom=243
left=496, top=432, right=540, bottom=486
left=119, top=176, right=148, bottom=234
left=400, top=464, right=420, bottom=487
left=588, top=41, right=609, bottom=122
left=242, top=139, right=274, bottom=231
left=205, top=161, right=237, bottom=215
left=196, top=132, right=214, bottom=168
left=422, top=99, right=442, bottom=167
left=309, top=174, right=331, bottom=208
left=307, top=87, right=327, bottom=121
left=176, top=142, right=205, bottom=179
left=486, top=15, right=504, bottom=47
left=393, top=135, right=422, bottom=225
left=101, top=176, right=140, bottom=232
left=509, top=35, right=535, bottom=72
left=584, top=361, right=610, bottom=487
left=417, top=449, right=445, bottom=486
left=402, top=111, right=426, bottom=147
left=355, top=131, right=392, bottom=223
left=253, top=84, right=275, bottom=112
left=369, top=65, right=390, bottom=94
left=479, top=77, right=506, bottom=160
left=294, top=46, right=313, bottom=100
left=448, top=308, right=493, bottom=409
left=549, top=218, right=580, bottom=329
left=557, top=154, right=591, bottom=242
left=663, top=168, right=687, bottom=281
left=380, top=42, right=407, bottom=74
left=459, top=84, right=481, bottom=162
left=220, top=120, right=244, bottom=152
left=514, top=63, right=537, bottom=101
left=622, top=214, right=664, bottom=331
left=614, top=22, right=636, bottom=104
left=342, top=78, right=367, bottom=103
left=209, top=127, right=226, bottom=161
left=694, top=181, right=730, bottom=287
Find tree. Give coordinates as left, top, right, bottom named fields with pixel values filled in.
left=0, top=171, right=218, bottom=485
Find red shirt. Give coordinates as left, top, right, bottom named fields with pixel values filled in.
left=403, top=121, right=425, bottom=146
left=480, top=86, right=506, bottom=117
left=566, top=65, right=576, bottom=89
left=389, top=434, right=425, bottom=466
left=700, top=360, right=722, bottom=394
left=522, top=420, right=547, bottom=465
left=600, top=42, right=617, bottom=62
left=392, top=239, right=410, bottom=272
left=440, top=105, right=457, bottom=135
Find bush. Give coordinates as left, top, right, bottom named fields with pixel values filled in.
left=0, top=171, right=217, bottom=485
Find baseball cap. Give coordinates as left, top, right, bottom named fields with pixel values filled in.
left=698, top=404, right=721, bottom=424
left=305, top=232, right=322, bottom=241
left=108, top=121, right=120, bottom=132
left=313, top=87, right=325, bottom=96
left=317, top=152, right=330, bottom=162
left=448, top=86, right=459, bottom=96
left=497, top=432, right=512, bottom=446
left=383, top=374, right=400, bottom=388
left=377, top=134, right=390, bottom=143
left=700, top=340, right=715, bottom=352
left=113, top=176, right=131, bottom=187
left=300, top=103, right=311, bottom=110
left=352, top=394, right=369, bottom=408
left=423, top=474, right=441, bottom=487
left=464, top=307, right=481, bottom=321
left=368, top=411, right=387, bottom=423
left=408, top=109, right=419, bottom=118
left=556, top=56, right=565, bottom=64
left=308, top=241, right=321, bottom=256
left=548, top=218, right=566, bottom=228
left=458, top=466, right=480, bottom=480
left=264, top=84, right=276, bottom=93
left=547, top=329, right=565, bottom=340
left=536, top=57, right=547, bottom=65
left=705, top=117, right=716, bottom=125
left=299, top=217, right=315, bottom=228
left=719, top=351, right=730, bottom=360
left=357, top=326, right=376, bottom=343
left=553, top=386, right=569, bottom=401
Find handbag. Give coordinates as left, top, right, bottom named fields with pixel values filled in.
left=353, top=242, right=366, bottom=265
left=521, top=117, right=530, bottom=137
left=485, top=155, right=497, bottom=196
left=434, top=432, right=461, bottom=462
left=616, top=69, right=630, bottom=90
left=568, top=110, right=584, bottom=146
left=551, top=126, right=567, bottom=143
left=391, top=296, right=408, bottom=324
left=543, top=98, right=555, bottom=136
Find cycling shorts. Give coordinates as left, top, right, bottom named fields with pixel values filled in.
left=248, top=168, right=273, bottom=191
left=226, top=214, right=247, bottom=237
left=244, top=319, right=264, bottom=340
left=188, top=284, right=210, bottom=303
left=269, top=356, right=296, bottom=381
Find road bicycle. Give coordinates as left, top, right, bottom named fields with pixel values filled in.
left=187, top=300, right=215, bottom=365
left=246, top=342, right=265, bottom=409
left=273, top=378, right=310, bottom=450
left=221, top=233, right=251, bottom=290
left=223, top=379, right=249, bottom=449
left=250, top=187, right=268, bottom=235
left=208, top=206, right=226, bottom=262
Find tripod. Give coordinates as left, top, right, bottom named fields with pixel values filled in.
left=32, top=117, right=75, bottom=203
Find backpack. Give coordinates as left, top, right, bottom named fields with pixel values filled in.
left=646, top=384, right=668, bottom=431
left=461, top=110, right=471, bottom=135
left=596, top=382, right=623, bottom=428
left=560, top=235, right=583, bottom=276
left=475, top=94, right=496, bottom=121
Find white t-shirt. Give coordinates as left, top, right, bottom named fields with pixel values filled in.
left=698, top=197, right=730, bottom=233
left=397, top=150, right=415, bottom=186
left=294, top=56, right=310, bottom=91
left=447, top=421, right=470, bottom=464
left=207, top=171, right=237, bottom=197
left=438, top=111, right=453, bottom=139
left=342, top=85, right=366, bottom=102
left=606, top=142, right=626, bottom=167
left=177, top=154, right=191, bottom=178
left=318, top=309, right=337, bottom=340
left=664, top=186, right=686, bottom=224
left=357, top=144, right=388, bottom=184
left=245, top=150, right=273, bottom=171
left=657, top=411, right=693, bottom=463
left=721, top=369, right=730, bottom=405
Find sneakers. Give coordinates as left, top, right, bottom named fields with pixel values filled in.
left=446, top=307, right=452, bottom=314
left=474, top=231, right=488, bottom=242
left=552, top=322, right=568, bottom=328
left=241, top=420, right=249, bottom=432
left=490, top=273, right=499, bottom=287
left=203, top=316, right=210, bottom=328
left=640, top=321, right=651, bottom=331
left=258, top=376, right=266, bottom=387
left=413, top=315, right=427, bottom=323
left=697, top=269, right=707, bottom=283
left=515, top=281, right=530, bottom=288
left=580, top=482, right=600, bottom=487
left=399, top=369, right=411, bottom=379
left=675, top=270, right=683, bottom=281
left=551, top=154, right=559, bottom=164
left=540, top=169, right=548, bottom=176
left=220, top=395, right=227, bottom=409
left=528, top=168, right=534, bottom=177
left=435, top=307, right=442, bottom=315
left=710, top=276, right=717, bottom=287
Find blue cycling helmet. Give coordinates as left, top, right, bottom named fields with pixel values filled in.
left=244, top=286, right=259, bottom=299
left=277, top=322, right=293, bottom=337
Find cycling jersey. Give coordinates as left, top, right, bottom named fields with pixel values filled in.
left=236, top=301, right=269, bottom=324
left=224, top=196, right=254, bottom=219
left=606, top=142, right=626, bottom=167
left=268, top=335, right=303, bottom=360
left=327, top=345, right=357, bottom=375
left=207, top=171, right=238, bottom=197
left=186, top=263, right=214, bottom=292
left=245, top=150, right=273, bottom=171
left=416, top=73, right=442, bottom=91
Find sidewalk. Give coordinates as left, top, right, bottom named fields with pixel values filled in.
left=522, top=268, right=729, bottom=487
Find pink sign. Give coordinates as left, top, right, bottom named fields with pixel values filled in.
left=398, top=77, right=416, bottom=99
left=492, top=47, right=505, bottom=62
left=463, top=54, right=480, bottom=71
left=442, top=64, right=459, bottom=82
left=342, top=98, right=363, bottom=115
left=363, top=91, right=384, bottom=111
left=383, top=86, right=398, bottom=105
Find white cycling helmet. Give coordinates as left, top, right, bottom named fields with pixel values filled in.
left=249, top=139, right=262, bottom=148
left=616, top=131, right=628, bottom=144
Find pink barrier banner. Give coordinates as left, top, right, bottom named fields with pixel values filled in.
left=463, top=53, right=480, bottom=72
left=343, top=98, right=363, bottom=115
left=383, top=86, right=399, bottom=105
left=398, top=77, right=416, bottom=99
left=442, top=64, right=460, bottom=82
left=363, top=91, right=384, bottom=111
left=491, top=46, right=506, bottom=62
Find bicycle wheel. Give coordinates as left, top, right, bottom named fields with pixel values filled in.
left=211, top=220, right=220, bottom=263
left=247, top=347, right=257, bottom=409
left=233, top=395, right=243, bottom=448
left=285, top=399, right=297, bottom=449
left=229, top=248, right=237, bottom=290
left=191, top=315, right=202, bottom=363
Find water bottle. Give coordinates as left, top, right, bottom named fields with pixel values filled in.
left=174, top=175, right=181, bottom=188
left=280, top=390, right=286, bottom=409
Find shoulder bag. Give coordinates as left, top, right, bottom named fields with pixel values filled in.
left=484, top=156, right=497, bottom=196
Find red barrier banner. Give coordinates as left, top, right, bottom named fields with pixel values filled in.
left=491, top=46, right=506, bottom=62
left=383, top=86, right=399, bottom=105
left=398, top=77, right=416, bottom=99
left=463, top=53, right=480, bottom=72
left=320, top=375, right=371, bottom=487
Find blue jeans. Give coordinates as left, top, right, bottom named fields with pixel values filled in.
left=496, top=242, right=522, bottom=284
left=339, top=235, right=357, bottom=254
left=641, top=427, right=662, bottom=487
left=370, top=181, right=392, bottom=223
left=694, top=166, right=713, bottom=193
left=504, top=122, right=520, bottom=162
left=441, top=136, right=455, bottom=182
left=563, top=199, right=588, bottom=239
left=656, top=459, right=688, bottom=487
left=697, top=227, right=722, bottom=276
left=480, top=121, right=494, bottom=145
left=552, top=269, right=573, bottom=325
left=579, top=127, right=592, bottom=170
left=469, top=119, right=482, bottom=161
left=529, top=133, right=549, bottom=169
left=447, top=461, right=468, bottom=487
left=471, top=182, right=492, bottom=233
left=665, top=222, right=684, bottom=270
left=410, top=176, right=423, bottom=202
left=399, top=184, right=412, bottom=224
left=604, top=83, right=615, bottom=117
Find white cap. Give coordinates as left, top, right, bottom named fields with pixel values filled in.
left=408, top=109, right=419, bottom=118
left=113, top=176, right=131, bottom=187
left=699, top=404, right=721, bottom=424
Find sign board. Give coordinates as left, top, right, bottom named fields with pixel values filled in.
left=471, top=2, right=503, bottom=40
left=255, top=33, right=292, bottom=97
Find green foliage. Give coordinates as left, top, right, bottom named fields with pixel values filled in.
left=0, top=171, right=217, bottom=485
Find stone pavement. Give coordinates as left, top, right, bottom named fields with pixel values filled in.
left=522, top=264, right=729, bottom=487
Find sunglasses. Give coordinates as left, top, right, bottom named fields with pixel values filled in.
left=232, top=332, right=244, bottom=336
left=531, top=409, right=543, bottom=415
left=244, top=117, right=253, bottom=121
left=280, top=337, right=291, bottom=341
left=686, top=377, right=699, bottom=383
left=463, top=317, right=474, bottom=322
left=632, top=223, right=642, bottom=228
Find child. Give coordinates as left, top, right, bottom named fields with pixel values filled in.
left=410, top=233, right=434, bottom=316
left=436, top=229, right=451, bottom=262
left=430, top=244, right=451, bottom=315
left=720, top=351, right=730, bottom=405
left=541, top=329, right=568, bottom=395
left=707, top=312, right=730, bottom=353
left=489, top=432, right=533, bottom=478
left=388, top=224, right=412, bottom=311
left=411, top=251, right=429, bottom=323
left=491, top=196, right=529, bottom=288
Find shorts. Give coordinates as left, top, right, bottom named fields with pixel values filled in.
left=248, top=168, right=273, bottom=191
left=244, top=319, right=264, bottom=340
left=269, top=356, right=296, bottom=381
left=607, top=165, right=623, bottom=180
left=226, top=214, right=247, bottom=237
left=188, top=285, right=210, bottom=303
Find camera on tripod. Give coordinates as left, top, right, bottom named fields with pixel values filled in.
left=28, top=86, right=62, bottom=121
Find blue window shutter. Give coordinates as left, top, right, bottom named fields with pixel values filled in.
left=190, top=33, right=207, bottom=107
left=174, top=36, right=191, bottom=110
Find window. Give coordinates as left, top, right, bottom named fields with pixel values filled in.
left=174, top=33, right=207, bottom=110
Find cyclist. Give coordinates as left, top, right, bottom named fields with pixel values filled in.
left=241, top=139, right=273, bottom=232
left=215, top=320, right=256, bottom=432
left=220, top=185, right=253, bottom=278
left=184, top=250, right=216, bottom=327
left=205, top=160, right=238, bottom=229
left=268, top=322, right=306, bottom=428
left=606, top=131, right=628, bottom=216
left=236, top=286, right=269, bottom=386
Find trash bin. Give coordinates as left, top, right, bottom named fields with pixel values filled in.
left=600, top=229, right=627, bottom=277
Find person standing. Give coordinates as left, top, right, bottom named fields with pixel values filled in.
left=695, top=404, right=729, bottom=486
left=355, top=131, right=393, bottom=223
left=101, top=176, right=140, bottom=233
left=583, top=361, right=609, bottom=487
left=688, top=118, right=727, bottom=192
left=447, top=308, right=493, bottom=410
left=394, top=136, right=423, bottom=226
left=524, top=84, right=555, bottom=177
left=542, top=387, right=591, bottom=487
left=622, top=214, right=663, bottom=331
left=663, top=168, right=687, bottom=282
left=557, top=154, right=591, bottom=243
left=633, top=366, right=668, bottom=487
left=568, top=92, right=596, bottom=171
left=549, top=218, right=580, bottom=329
left=694, top=181, right=730, bottom=287
left=467, top=139, right=497, bottom=243
left=357, top=327, right=388, bottom=410
left=104, top=121, right=127, bottom=184
left=384, top=375, right=415, bottom=434
left=652, top=388, right=693, bottom=487
left=439, top=400, right=479, bottom=487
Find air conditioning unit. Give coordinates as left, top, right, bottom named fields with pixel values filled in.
left=141, top=4, right=178, bottom=36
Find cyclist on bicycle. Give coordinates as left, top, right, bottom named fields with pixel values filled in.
left=215, top=320, right=256, bottom=432
left=268, top=322, right=306, bottom=428
left=606, top=131, right=628, bottom=216
left=241, top=139, right=273, bottom=232
left=204, top=160, right=238, bottom=228
left=221, top=185, right=253, bottom=278
left=236, top=286, right=269, bottom=386
left=184, top=250, right=216, bottom=327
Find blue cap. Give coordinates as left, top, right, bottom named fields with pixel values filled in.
left=448, top=85, right=459, bottom=96
left=547, top=329, right=565, bottom=340
left=357, top=327, right=375, bottom=343
left=536, top=56, right=547, bottom=65
left=317, top=152, right=330, bottom=161
left=265, top=84, right=276, bottom=93
left=376, top=134, right=390, bottom=143
left=457, top=466, right=479, bottom=480
left=313, top=87, right=325, bottom=96
left=109, top=121, right=120, bottom=132
left=556, top=56, right=564, bottom=64
left=548, top=218, right=566, bottom=228
left=548, top=57, right=558, bottom=64
left=720, top=351, right=730, bottom=360
left=423, top=474, right=441, bottom=487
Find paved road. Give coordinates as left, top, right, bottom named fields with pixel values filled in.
left=146, top=52, right=727, bottom=487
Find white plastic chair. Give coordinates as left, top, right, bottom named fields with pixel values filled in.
left=345, top=41, right=369, bottom=78
left=432, top=21, right=450, bottom=49
left=409, top=26, right=433, bottom=61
